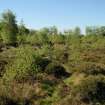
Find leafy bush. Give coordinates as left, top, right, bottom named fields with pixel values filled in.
left=26, top=34, right=41, bottom=45
left=17, top=34, right=27, bottom=45
left=0, top=10, right=18, bottom=45
left=26, top=32, right=49, bottom=47
left=48, top=34, right=65, bottom=44
left=3, top=46, right=41, bottom=82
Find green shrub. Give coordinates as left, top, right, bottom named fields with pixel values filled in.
left=0, top=10, right=18, bottom=45
left=17, top=34, right=27, bottom=45
left=41, top=80, right=55, bottom=96
left=3, top=46, right=41, bottom=82
left=51, top=44, right=69, bottom=63
left=27, top=31, right=49, bottom=45
left=48, top=34, right=65, bottom=44
left=26, top=34, right=41, bottom=45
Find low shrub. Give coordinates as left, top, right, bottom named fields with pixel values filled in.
left=3, top=46, right=41, bottom=82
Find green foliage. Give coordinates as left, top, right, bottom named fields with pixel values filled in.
left=41, top=80, right=55, bottom=96
left=26, top=34, right=40, bottom=45
left=17, top=34, right=27, bottom=45
left=85, top=26, right=105, bottom=36
left=3, top=46, right=41, bottom=82
left=1, top=9, right=105, bottom=105
left=18, top=20, right=29, bottom=35
left=49, top=34, right=65, bottom=44
left=49, top=26, right=58, bottom=35
left=51, top=44, right=68, bottom=63
left=73, top=27, right=81, bottom=36
left=26, top=31, right=49, bottom=46
left=0, top=10, right=18, bottom=45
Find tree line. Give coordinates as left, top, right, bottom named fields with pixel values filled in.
left=1, top=10, right=105, bottom=46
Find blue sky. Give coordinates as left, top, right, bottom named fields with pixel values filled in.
left=0, top=0, right=105, bottom=31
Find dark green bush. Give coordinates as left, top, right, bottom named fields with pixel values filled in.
left=45, top=62, right=70, bottom=79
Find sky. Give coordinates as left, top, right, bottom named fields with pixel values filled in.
left=0, top=0, right=105, bottom=32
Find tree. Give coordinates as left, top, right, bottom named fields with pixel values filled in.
left=96, top=26, right=105, bottom=36
left=85, top=26, right=105, bottom=36
left=73, top=27, right=81, bottom=36
left=18, top=20, right=29, bottom=35
left=0, top=23, right=3, bottom=41
left=49, top=26, right=58, bottom=35
left=0, top=10, right=18, bottom=45
left=40, top=27, right=50, bottom=35
left=85, top=26, right=98, bottom=35
left=64, top=29, right=74, bottom=36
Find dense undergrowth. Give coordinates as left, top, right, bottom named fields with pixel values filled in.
left=1, top=10, right=105, bottom=105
